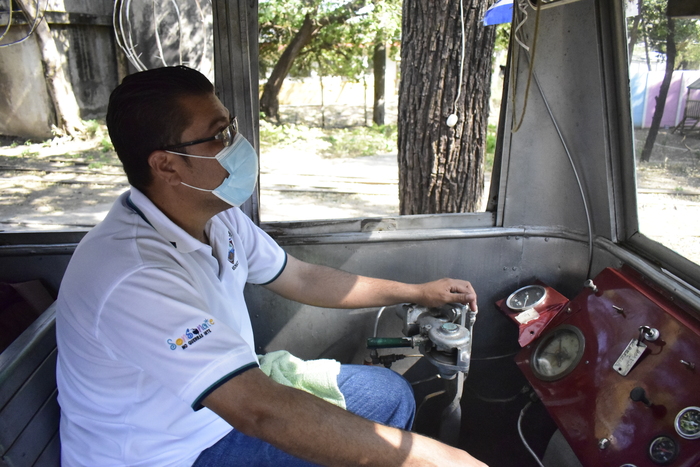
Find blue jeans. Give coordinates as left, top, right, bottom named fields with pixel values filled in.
left=192, top=364, right=415, bottom=467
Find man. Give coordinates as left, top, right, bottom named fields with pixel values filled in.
left=55, top=66, right=486, bottom=467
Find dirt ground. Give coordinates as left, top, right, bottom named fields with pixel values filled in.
left=0, top=126, right=698, bottom=264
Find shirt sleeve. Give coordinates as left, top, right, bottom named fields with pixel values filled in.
left=224, top=208, right=287, bottom=285
left=96, top=265, right=259, bottom=408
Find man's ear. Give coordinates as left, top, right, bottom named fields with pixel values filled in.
left=148, top=150, right=183, bottom=186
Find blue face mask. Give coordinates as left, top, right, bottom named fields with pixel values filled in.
left=168, top=133, right=258, bottom=207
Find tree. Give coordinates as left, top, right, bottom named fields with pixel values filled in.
left=372, top=42, right=386, bottom=125
left=641, top=14, right=675, bottom=162
left=259, top=0, right=369, bottom=121
left=632, top=0, right=700, bottom=161
left=16, top=0, right=84, bottom=137
left=258, top=0, right=401, bottom=122
left=398, top=0, right=496, bottom=214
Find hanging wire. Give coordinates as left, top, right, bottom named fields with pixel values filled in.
left=153, top=0, right=169, bottom=67
left=518, top=400, right=546, bottom=467
left=114, top=0, right=206, bottom=72
left=510, top=0, right=542, bottom=132
left=113, top=0, right=145, bottom=71
left=508, top=0, right=594, bottom=278
left=0, top=0, right=14, bottom=43
left=450, top=0, right=467, bottom=118
left=0, top=0, right=45, bottom=48
left=531, top=68, right=595, bottom=278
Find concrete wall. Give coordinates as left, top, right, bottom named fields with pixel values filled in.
left=0, top=0, right=118, bottom=139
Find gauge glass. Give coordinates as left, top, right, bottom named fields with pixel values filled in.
left=675, top=406, right=700, bottom=440
left=506, top=285, right=547, bottom=311
left=530, top=324, right=585, bottom=381
left=648, top=436, right=678, bottom=465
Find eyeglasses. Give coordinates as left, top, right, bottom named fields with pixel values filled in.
left=162, top=117, right=238, bottom=150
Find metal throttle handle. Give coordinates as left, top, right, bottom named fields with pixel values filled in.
left=366, top=337, right=414, bottom=349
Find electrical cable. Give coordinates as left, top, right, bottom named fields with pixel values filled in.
left=0, top=0, right=14, bottom=43
left=513, top=0, right=531, bottom=52
left=470, top=350, right=520, bottom=361
left=446, top=0, right=466, bottom=128
left=410, top=374, right=441, bottom=386
left=530, top=68, right=594, bottom=278
left=125, top=0, right=148, bottom=71
left=153, top=0, right=169, bottom=67
left=0, top=0, right=44, bottom=48
left=171, top=0, right=184, bottom=65
left=113, top=0, right=145, bottom=71
left=510, top=0, right=542, bottom=133
left=508, top=0, right=594, bottom=278
left=415, top=389, right=446, bottom=420
left=517, top=400, right=546, bottom=467
left=372, top=306, right=386, bottom=337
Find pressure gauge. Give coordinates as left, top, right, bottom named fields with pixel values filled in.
left=648, top=436, right=678, bottom=465
left=506, top=285, right=547, bottom=311
left=675, top=406, right=700, bottom=440
left=530, top=324, right=585, bottom=381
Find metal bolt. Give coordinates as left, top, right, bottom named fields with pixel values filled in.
left=440, top=323, right=459, bottom=333
left=598, top=438, right=610, bottom=450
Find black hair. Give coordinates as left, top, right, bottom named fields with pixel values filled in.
left=106, top=66, right=214, bottom=191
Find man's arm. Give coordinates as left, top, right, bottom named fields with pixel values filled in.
left=264, top=255, right=478, bottom=311
left=203, top=367, right=487, bottom=467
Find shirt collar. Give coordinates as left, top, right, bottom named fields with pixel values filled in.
left=127, top=187, right=218, bottom=254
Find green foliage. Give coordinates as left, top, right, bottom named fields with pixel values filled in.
left=629, top=0, right=700, bottom=69
left=319, top=124, right=396, bottom=157
left=259, top=120, right=325, bottom=147
left=100, top=137, right=114, bottom=152
left=485, top=124, right=497, bottom=172
left=83, top=120, right=101, bottom=138
left=259, top=121, right=396, bottom=158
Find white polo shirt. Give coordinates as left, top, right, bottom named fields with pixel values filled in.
left=56, top=187, right=287, bottom=467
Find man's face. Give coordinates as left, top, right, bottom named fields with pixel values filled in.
left=174, top=93, right=232, bottom=208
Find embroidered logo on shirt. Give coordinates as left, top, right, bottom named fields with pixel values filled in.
left=227, top=230, right=239, bottom=270
left=167, top=318, right=215, bottom=350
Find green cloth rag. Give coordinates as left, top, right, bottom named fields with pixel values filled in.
left=258, top=350, right=346, bottom=409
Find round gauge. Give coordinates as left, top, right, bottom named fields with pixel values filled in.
left=648, top=436, right=678, bottom=465
left=530, top=324, right=585, bottom=381
left=675, top=406, right=700, bottom=440
left=506, top=285, right=547, bottom=311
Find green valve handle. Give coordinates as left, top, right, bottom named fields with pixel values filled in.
left=366, top=337, right=413, bottom=349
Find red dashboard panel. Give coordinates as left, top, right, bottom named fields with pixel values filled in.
left=514, top=267, right=700, bottom=467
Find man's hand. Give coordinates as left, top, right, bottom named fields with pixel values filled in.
left=415, top=278, right=478, bottom=311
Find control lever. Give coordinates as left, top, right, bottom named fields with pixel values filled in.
left=637, top=326, right=660, bottom=346
left=630, top=387, right=652, bottom=407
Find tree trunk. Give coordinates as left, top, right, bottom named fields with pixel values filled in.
left=640, top=17, right=676, bottom=162
left=260, top=13, right=315, bottom=122
left=17, top=0, right=84, bottom=137
left=373, top=42, right=386, bottom=126
left=398, top=0, right=496, bottom=214
left=627, top=0, right=643, bottom=64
